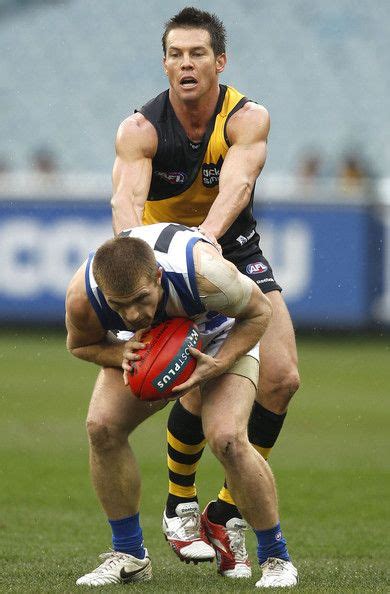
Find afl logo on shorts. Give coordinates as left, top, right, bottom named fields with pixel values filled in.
left=246, top=261, right=268, bottom=275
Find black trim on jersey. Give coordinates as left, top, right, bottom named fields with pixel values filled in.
left=223, top=96, right=251, bottom=147
left=120, top=223, right=192, bottom=254
left=136, top=86, right=227, bottom=201
left=185, top=237, right=205, bottom=315
left=154, top=223, right=189, bottom=253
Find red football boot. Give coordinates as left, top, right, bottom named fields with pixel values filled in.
left=201, top=502, right=251, bottom=578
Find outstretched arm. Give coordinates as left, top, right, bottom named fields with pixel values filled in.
left=199, top=102, right=269, bottom=241
left=111, top=113, right=157, bottom=235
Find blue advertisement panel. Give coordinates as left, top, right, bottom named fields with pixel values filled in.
left=0, top=198, right=386, bottom=327
left=0, top=199, right=112, bottom=323
left=253, top=203, right=378, bottom=327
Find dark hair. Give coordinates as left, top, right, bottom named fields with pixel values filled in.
left=93, top=236, right=157, bottom=295
left=162, top=6, right=226, bottom=56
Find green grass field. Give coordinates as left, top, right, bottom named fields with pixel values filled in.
left=0, top=330, right=389, bottom=593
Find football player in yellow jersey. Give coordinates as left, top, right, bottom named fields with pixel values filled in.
left=99, top=6, right=299, bottom=587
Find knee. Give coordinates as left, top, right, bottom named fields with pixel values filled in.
left=206, top=427, right=248, bottom=465
left=86, top=419, right=128, bottom=453
left=261, top=365, right=300, bottom=412
left=281, top=368, right=300, bottom=398
left=266, top=366, right=300, bottom=399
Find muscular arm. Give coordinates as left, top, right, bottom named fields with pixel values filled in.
left=200, top=103, right=269, bottom=240
left=65, top=264, right=126, bottom=367
left=194, top=242, right=272, bottom=372
left=111, top=113, right=157, bottom=235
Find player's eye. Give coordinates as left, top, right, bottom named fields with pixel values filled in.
left=108, top=302, right=121, bottom=312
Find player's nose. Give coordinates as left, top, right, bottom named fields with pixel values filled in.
left=181, top=53, right=193, bottom=68
left=123, top=306, right=139, bottom=323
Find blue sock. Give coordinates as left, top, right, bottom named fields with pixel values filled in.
left=108, top=513, right=145, bottom=559
left=254, top=522, right=290, bottom=564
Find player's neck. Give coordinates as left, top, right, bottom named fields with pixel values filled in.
left=169, top=84, right=220, bottom=142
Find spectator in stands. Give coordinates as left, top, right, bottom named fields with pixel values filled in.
left=338, top=153, right=374, bottom=197
left=296, top=152, right=323, bottom=194
left=31, top=146, right=58, bottom=175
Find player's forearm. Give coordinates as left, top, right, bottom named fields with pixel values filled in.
left=200, top=179, right=253, bottom=240
left=68, top=339, right=124, bottom=368
left=111, top=192, right=143, bottom=235
left=201, top=126, right=267, bottom=240
left=214, top=308, right=271, bottom=371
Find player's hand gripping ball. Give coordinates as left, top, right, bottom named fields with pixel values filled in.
left=127, top=318, right=202, bottom=401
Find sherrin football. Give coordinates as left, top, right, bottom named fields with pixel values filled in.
left=127, top=318, right=202, bottom=401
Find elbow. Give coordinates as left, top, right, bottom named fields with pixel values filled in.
left=263, top=295, right=273, bottom=326
left=257, top=295, right=273, bottom=337
left=243, top=179, right=252, bottom=194
left=111, top=191, right=128, bottom=216
left=110, top=193, right=120, bottom=213
left=66, top=341, right=76, bottom=359
left=240, top=180, right=253, bottom=205
left=66, top=336, right=80, bottom=360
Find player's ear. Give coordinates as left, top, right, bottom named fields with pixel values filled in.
left=162, top=57, right=168, bottom=75
left=216, top=53, right=226, bottom=74
left=156, top=266, right=163, bottom=284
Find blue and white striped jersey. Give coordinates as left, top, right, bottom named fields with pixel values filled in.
left=85, top=223, right=234, bottom=350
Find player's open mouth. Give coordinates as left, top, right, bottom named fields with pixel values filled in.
left=180, top=76, right=197, bottom=88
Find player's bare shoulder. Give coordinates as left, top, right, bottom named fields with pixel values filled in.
left=65, top=263, right=102, bottom=334
left=226, top=101, right=270, bottom=144
left=115, top=112, right=157, bottom=159
left=66, top=263, right=90, bottom=322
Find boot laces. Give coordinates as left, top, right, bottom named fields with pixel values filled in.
left=226, top=523, right=248, bottom=562
left=171, top=510, right=201, bottom=540
left=94, top=551, right=131, bottom=574
left=263, top=557, right=287, bottom=574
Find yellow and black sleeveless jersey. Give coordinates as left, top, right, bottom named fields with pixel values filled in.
left=136, top=84, right=260, bottom=262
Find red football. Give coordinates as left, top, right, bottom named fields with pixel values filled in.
left=127, top=318, right=202, bottom=401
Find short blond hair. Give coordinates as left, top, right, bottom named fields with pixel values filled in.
left=93, top=236, right=158, bottom=294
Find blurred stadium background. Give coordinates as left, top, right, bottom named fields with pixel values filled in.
left=1, top=0, right=390, bottom=328
left=0, top=1, right=389, bottom=592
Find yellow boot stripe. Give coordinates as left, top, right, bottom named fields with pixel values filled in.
left=167, top=454, right=199, bottom=476
left=169, top=481, right=197, bottom=499
left=167, top=429, right=206, bottom=455
left=217, top=486, right=236, bottom=506
left=252, top=444, right=271, bottom=460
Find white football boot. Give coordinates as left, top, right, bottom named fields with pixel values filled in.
left=201, top=503, right=251, bottom=578
left=162, top=502, right=216, bottom=563
left=256, top=557, right=298, bottom=588
left=76, top=549, right=152, bottom=586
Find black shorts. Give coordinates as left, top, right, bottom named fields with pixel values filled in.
left=236, top=252, right=282, bottom=294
